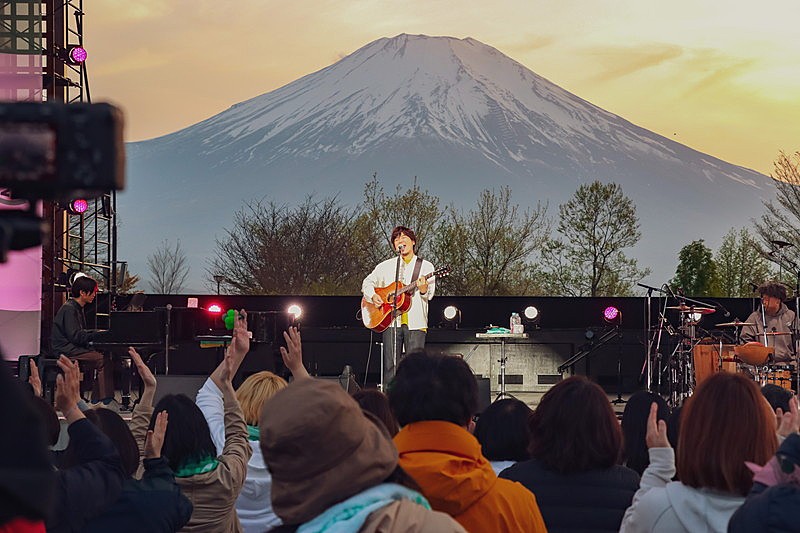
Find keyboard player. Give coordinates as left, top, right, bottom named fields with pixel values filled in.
left=51, top=275, right=114, bottom=403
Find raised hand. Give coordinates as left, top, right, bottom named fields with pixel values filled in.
left=55, top=355, right=83, bottom=421
left=129, top=347, right=156, bottom=390
left=228, top=309, right=250, bottom=361
left=144, top=410, right=169, bottom=459
left=28, top=359, right=42, bottom=397
left=777, top=396, right=800, bottom=437
left=645, top=402, right=670, bottom=449
left=280, top=327, right=310, bottom=380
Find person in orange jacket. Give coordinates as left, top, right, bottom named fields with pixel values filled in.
left=388, top=352, right=547, bottom=533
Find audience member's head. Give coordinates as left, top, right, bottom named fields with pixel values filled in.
left=30, top=395, right=60, bottom=447
left=151, top=394, right=216, bottom=472
left=352, top=388, right=400, bottom=437
left=473, top=398, right=532, bottom=462
left=388, top=352, right=478, bottom=428
left=622, top=391, right=670, bottom=475
left=63, top=408, right=140, bottom=477
left=236, top=371, right=287, bottom=426
left=529, top=376, right=622, bottom=474
left=761, top=383, right=792, bottom=413
left=677, top=372, right=777, bottom=496
left=260, top=378, right=398, bottom=525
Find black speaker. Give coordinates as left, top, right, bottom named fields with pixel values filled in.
left=476, top=377, right=490, bottom=414
left=153, top=375, right=208, bottom=404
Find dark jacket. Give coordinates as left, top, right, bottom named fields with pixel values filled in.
left=82, top=457, right=193, bottom=533
left=728, top=433, right=800, bottom=532
left=500, top=458, right=640, bottom=533
left=51, top=299, right=99, bottom=356
left=46, top=418, right=125, bottom=533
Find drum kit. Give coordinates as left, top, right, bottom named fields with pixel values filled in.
left=641, top=287, right=798, bottom=407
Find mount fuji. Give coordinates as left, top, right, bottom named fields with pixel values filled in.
left=122, top=33, right=774, bottom=292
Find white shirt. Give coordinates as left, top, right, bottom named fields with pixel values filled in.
left=361, top=254, right=435, bottom=330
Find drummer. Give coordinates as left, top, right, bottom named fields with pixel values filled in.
left=740, top=282, right=796, bottom=363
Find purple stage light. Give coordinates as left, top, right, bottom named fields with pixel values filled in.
left=69, top=46, right=88, bottom=64
left=68, top=198, right=88, bottom=214
left=603, top=306, right=620, bottom=322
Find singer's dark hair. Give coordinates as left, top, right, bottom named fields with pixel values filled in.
left=758, top=282, right=787, bottom=302
left=70, top=275, right=97, bottom=298
left=390, top=226, right=416, bottom=249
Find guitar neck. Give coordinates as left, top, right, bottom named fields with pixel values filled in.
left=396, top=270, right=439, bottom=296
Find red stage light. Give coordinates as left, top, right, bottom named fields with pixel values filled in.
left=67, top=198, right=88, bottom=214
left=207, top=304, right=223, bottom=314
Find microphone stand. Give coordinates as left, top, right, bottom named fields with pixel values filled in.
left=386, top=246, right=403, bottom=391
left=637, top=282, right=669, bottom=391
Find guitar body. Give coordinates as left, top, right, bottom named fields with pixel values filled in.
left=361, top=282, right=413, bottom=333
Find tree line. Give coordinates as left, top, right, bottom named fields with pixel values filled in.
left=141, top=151, right=800, bottom=296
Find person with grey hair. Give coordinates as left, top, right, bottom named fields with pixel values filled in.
left=741, top=282, right=796, bottom=363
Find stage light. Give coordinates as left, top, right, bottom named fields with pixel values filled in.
left=207, top=304, right=222, bottom=314
left=441, top=305, right=462, bottom=329
left=68, top=46, right=87, bottom=64
left=287, top=304, right=302, bottom=320
left=67, top=198, right=88, bottom=215
left=523, top=306, right=539, bottom=321
left=603, top=306, right=621, bottom=324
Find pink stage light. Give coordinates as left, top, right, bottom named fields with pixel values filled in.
left=207, top=304, right=223, bottom=314
left=603, top=306, right=620, bottom=323
left=68, top=198, right=88, bottom=214
left=69, top=46, right=88, bottom=64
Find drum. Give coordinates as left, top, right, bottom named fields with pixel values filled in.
left=734, top=342, right=773, bottom=366
left=693, top=344, right=737, bottom=387
left=763, top=366, right=794, bottom=391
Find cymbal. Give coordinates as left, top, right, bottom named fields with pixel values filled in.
left=764, top=331, right=792, bottom=336
left=716, top=321, right=756, bottom=327
left=666, top=305, right=716, bottom=315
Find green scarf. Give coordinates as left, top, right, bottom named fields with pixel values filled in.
left=247, top=424, right=260, bottom=441
left=174, top=455, right=220, bottom=478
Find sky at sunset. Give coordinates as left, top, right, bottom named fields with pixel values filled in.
left=86, top=0, right=800, bottom=176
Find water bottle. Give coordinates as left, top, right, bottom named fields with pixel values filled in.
left=510, top=312, right=522, bottom=334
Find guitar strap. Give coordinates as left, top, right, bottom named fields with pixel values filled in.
left=411, top=256, right=423, bottom=286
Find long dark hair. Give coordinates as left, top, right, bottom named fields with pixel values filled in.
left=621, top=391, right=670, bottom=475
left=150, top=394, right=217, bottom=472
left=529, top=376, right=623, bottom=474
left=63, top=408, right=140, bottom=477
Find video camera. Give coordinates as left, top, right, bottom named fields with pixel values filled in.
left=0, top=101, right=125, bottom=262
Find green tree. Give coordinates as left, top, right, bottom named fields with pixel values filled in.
left=715, top=228, right=772, bottom=297
left=671, top=240, right=718, bottom=296
left=542, top=181, right=649, bottom=296
left=208, top=196, right=370, bottom=295
left=428, top=186, right=549, bottom=295
left=754, top=151, right=800, bottom=279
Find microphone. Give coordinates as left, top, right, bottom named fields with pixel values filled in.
left=397, top=244, right=406, bottom=253
left=749, top=282, right=759, bottom=292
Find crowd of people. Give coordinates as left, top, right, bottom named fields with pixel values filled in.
left=4, top=307, right=800, bottom=532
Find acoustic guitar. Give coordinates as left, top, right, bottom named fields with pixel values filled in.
left=360, top=266, right=450, bottom=333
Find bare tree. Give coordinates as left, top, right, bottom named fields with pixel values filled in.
left=542, top=181, right=649, bottom=296
left=754, top=151, right=800, bottom=279
left=147, top=239, right=190, bottom=294
left=361, top=174, right=442, bottom=265
left=429, top=186, right=549, bottom=295
left=208, top=196, right=370, bottom=295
